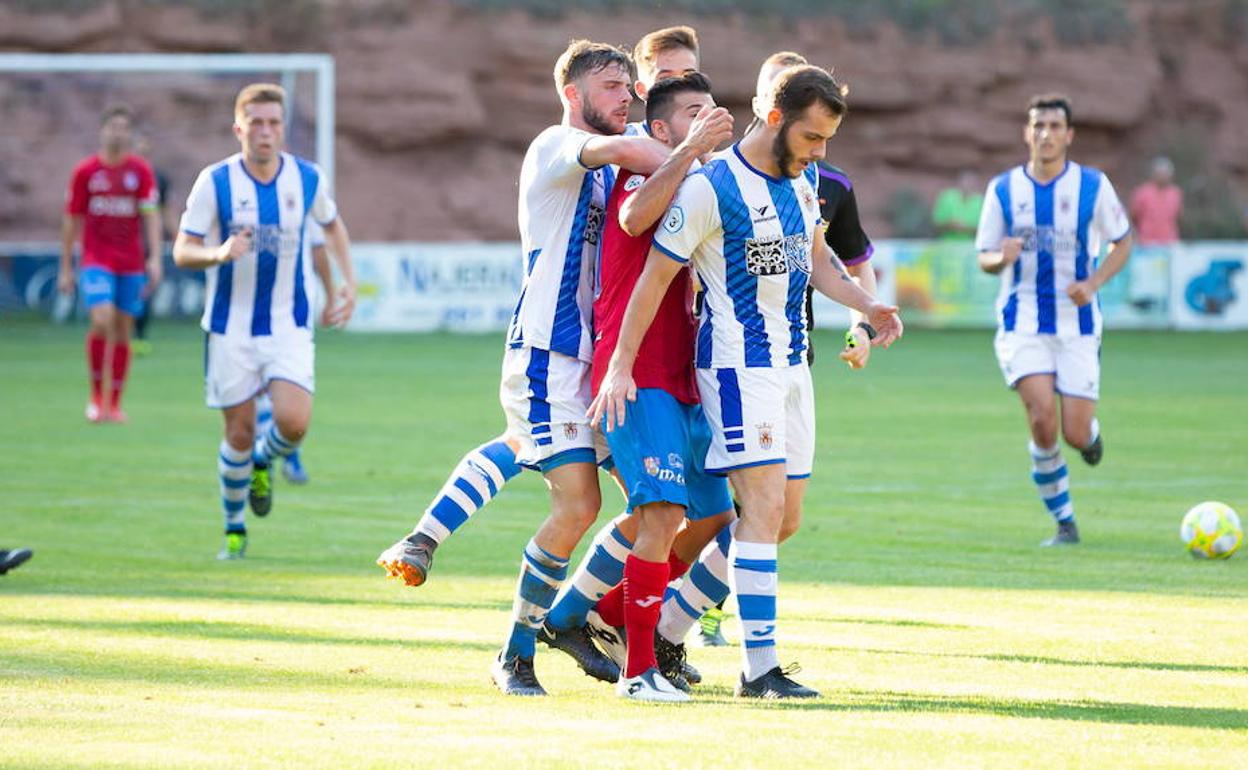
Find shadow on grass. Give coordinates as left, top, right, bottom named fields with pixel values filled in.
left=1, top=585, right=510, bottom=614
left=1, top=639, right=498, bottom=692
left=693, top=689, right=1248, bottom=730
left=4, top=616, right=499, bottom=653
left=822, top=645, right=1248, bottom=675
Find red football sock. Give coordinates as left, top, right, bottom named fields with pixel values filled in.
left=86, top=333, right=106, bottom=402
left=598, top=548, right=690, bottom=628
left=623, top=555, right=670, bottom=678
left=596, top=581, right=626, bottom=628
left=110, top=342, right=131, bottom=409
left=668, top=550, right=691, bottom=581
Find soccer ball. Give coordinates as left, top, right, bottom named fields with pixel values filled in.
left=1180, top=501, right=1242, bottom=559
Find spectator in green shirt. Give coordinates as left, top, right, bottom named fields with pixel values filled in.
left=933, top=170, right=983, bottom=239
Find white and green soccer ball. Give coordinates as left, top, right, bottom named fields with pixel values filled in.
left=1180, top=501, right=1242, bottom=560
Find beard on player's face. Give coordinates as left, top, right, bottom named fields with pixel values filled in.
left=772, top=119, right=801, bottom=179
left=581, top=101, right=620, bottom=135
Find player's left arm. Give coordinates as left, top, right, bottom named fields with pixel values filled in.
left=1067, top=177, right=1134, bottom=307
left=619, top=106, right=733, bottom=236
left=319, top=217, right=356, bottom=327
left=810, top=236, right=901, bottom=346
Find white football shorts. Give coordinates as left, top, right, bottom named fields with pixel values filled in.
left=994, top=330, right=1101, bottom=400
left=499, top=345, right=597, bottom=471
left=204, top=328, right=315, bottom=409
left=696, top=363, right=815, bottom=478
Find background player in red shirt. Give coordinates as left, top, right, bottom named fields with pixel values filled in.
left=57, top=104, right=161, bottom=422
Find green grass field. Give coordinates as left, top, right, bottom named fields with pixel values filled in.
left=2, top=320, right=1246, bottom=769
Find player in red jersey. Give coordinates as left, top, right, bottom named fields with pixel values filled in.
left=581, top=73, right=734, bottom=701
left=58, top=105, right=161, bottom=422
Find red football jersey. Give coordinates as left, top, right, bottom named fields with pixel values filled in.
left=65, top=154, right=156, bottom=273
left=592, top=169, right=699, bottom=405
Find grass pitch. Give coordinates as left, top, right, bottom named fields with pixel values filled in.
left=1, top=320, right=1246, bottom=769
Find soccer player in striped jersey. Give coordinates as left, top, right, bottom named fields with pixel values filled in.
left=58, top=105, right=162, bottom=423
left=976, top=94, right=1133, bottom=546
left=375, top=27, right=700, bottom=592
left=252, top=222, right=333, bottom=486
left=594, top=65, right=900, bottom=698
left=173, top=83, right=357, bottom=560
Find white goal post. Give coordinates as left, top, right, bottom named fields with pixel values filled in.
left=0, top=52, right=336, bottom=182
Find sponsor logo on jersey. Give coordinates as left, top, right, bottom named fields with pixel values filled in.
left=584, top=202, right=605, bottom=246
left=87, top=195, right=138, bottom=217
left=746, top=233, right=811, bottom=276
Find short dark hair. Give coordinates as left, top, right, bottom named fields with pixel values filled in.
left=100, top=103, right=133, bottom=126
left=770, top=65, right=848, bottom=121
left=554, top=39, right=633, bottom=90
left=645, top=72, right=713, bottom=125
left=1028, top=93, right=1073, bottom=126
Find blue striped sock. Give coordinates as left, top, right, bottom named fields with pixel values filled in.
left=547, top=518, right=632, bottom=630
left=254, top=424, right=298, bottom=465
left=504, top=539, right=569, bottom=660
left=218, top=440, right=251, bottom=534
left=255, top=392, right=274, bottom=439
left=729, top=538, right=779, bottom=681
left=414, top=439, right=522, bottom=544
left=658, top=523, right=732, bottom=644
left=1030, top=441, right=1074, bottom=523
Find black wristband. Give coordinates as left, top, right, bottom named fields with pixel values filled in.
left=856, top=321, right=878, bottom=341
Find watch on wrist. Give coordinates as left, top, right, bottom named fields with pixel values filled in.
left=856, top=321, right=878, bottom=341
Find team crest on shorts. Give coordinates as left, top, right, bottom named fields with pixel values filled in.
left=667, top=452, right=684, bottom=470
left=644, top=456, right=661, bottom=476
left=756, top=423, right=774, bottom=450
left=563, top=422, right=579, bottom=440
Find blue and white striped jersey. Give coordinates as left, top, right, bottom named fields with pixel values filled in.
left=180, top=152, right=337, bottom=337
left=976, top=161, right=1130, bottom=337
left=507, top=125, right=613, bottom=363
left=652, top=144, right=823, bottom=369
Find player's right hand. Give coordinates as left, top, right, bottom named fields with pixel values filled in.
left=56, top=269, right=75, bottom=295
left=587, top=365, right=637, bottom=432
left=1000, top=236, right=1024, bottom=268
left=684, top=105, right=734, bottom=157
left=217, top=227, right=253, bottom=263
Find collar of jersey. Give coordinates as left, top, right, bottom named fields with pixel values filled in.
left=239, top=153, right=285, bottom=187
left=1022, top=159, right=1071, bottom=188
left=732, top=143, right=784, bottom=184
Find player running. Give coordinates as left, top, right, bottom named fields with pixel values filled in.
left=58, top=105, right=162, bottom=423
left=975, top=94, right=1132, bottom=546
left=173, top=83, right=356, bottom=560
left=375, top=26, right=703, bottom=588
left=592, top=65, right=901, bottom=698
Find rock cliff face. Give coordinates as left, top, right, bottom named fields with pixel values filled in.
left=2, top=0, right=1245, bottom=242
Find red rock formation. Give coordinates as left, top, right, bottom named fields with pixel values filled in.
left=1, top=0, right=1245, bottom=242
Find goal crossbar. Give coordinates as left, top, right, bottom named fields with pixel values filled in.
left=0, top=53, right=335, bottom=182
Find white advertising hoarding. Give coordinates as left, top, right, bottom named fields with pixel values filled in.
left=1169, top=242, right=1248, bottom=331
